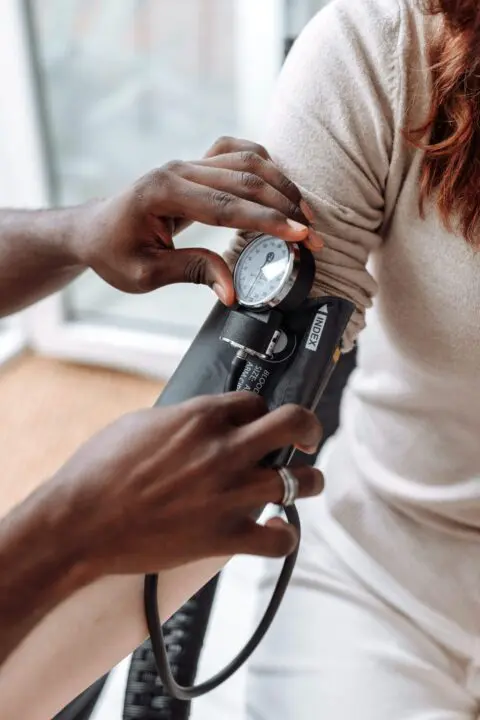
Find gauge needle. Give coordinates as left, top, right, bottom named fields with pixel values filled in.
left=247, top=252, right=275, bottom=299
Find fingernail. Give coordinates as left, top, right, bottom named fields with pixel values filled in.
left=213, top=283, right=227, bottom=303
left=286, top=218, right=308, bottom=233
left=300, top=200, right=316, bottom=223
left=295, top=443, right=319, bottom=455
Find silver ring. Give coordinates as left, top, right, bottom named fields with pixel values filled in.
left=277, top=467, right=299, bottom=507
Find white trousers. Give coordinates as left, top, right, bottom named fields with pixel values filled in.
left=245, top=496, right=480, bottom=720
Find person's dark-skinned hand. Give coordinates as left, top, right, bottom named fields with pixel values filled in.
left=0, top=393, right=323, bottom=667
left=74, top=136, right=323, bottom=304
left=43, top=393, right=323, bottom=576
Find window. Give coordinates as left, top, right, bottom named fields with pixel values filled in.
left=0, top=1, right=328, bottom=378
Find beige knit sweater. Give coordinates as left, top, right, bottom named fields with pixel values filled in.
left=227, top=0, right=480, bottom=634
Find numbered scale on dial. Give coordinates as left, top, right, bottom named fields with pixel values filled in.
left=233, top=234, right=316, bottom=312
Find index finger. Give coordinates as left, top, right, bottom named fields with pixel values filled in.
left=230, top=404, right=323, bottom=465
left=194, top=153, right=303, bottom=209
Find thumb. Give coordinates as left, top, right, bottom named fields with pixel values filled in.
left=154, top=248, right=235, bottom=305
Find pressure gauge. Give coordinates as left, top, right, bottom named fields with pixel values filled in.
left=233, top=234, right=315, bottom=312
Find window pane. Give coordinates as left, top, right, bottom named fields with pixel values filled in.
left=29, top=0, right=241, bottom=337
left=31, top=0, right=237, bottom=203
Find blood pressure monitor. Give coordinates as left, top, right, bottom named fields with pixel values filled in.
left=142, top=232, right=355, bottom=704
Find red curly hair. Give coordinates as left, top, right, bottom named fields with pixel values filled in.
left=407, top=1, right=480, bottom=244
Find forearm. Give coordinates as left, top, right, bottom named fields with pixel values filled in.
left=0, top=559, right=226, bottom=719
left=0, top=482, right=96, bottom=665
left=0, top=207, right=88, bottom=317
left=0, top=463, right=228, bottom=717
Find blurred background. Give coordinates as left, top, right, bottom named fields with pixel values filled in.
left=0, top=2, right=332, bottom=719
left=0, top=0, right=330, bottom=380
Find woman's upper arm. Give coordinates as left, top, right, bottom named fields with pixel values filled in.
left=227, top=0, right=403, bottom=349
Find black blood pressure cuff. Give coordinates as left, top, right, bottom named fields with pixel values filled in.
left=157, top=296, right=354, bottom=466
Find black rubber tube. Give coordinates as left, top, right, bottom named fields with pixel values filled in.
left=143, top=504, right=300, bottom=701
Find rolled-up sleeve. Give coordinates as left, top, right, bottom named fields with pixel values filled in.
left=225, top=0, right=401, bottom=350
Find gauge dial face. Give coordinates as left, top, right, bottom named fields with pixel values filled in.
left=234, top=236, right=292, bottom=308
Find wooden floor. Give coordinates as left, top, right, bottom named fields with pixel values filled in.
left=0, top=353, right=162, bottom=517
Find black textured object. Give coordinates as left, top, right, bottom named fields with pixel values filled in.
left=123, top=575, right=220, bottom=720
